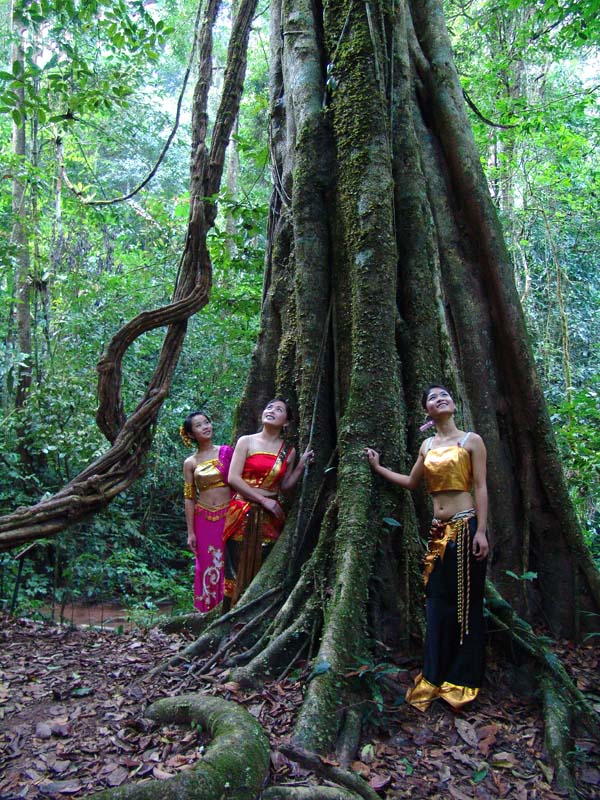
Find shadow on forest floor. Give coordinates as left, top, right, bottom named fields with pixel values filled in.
left=0, top=612, right=598, bottom=799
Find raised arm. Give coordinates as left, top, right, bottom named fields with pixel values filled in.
left=280, top=445, right=314, bottom=491
left=364, top=447, right=425, bottom=491
left=469, top=434, right=489, bottom=560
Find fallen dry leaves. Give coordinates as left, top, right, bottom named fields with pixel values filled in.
left=0, top=612, right=598, bottom=799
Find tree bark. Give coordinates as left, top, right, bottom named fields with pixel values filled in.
left=175, top=0, right=599, bottom=777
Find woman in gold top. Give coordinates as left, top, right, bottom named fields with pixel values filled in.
left=181, top=411, right=234, bottom=612
left=365, top=385, right=489, bottom=711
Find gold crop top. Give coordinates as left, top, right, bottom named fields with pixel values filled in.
left=423, top=433, right=473, bottom=493
left=194, top=459, right=228, bottom=493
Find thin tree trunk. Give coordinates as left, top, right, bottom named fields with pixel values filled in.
left=11, top=1, right=32, bottom=468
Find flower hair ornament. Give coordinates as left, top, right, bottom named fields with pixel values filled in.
left=420, top=417, right=435, bottom=433
left=179, top=425, right=195, bottom=448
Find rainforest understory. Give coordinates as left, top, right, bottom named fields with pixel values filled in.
left=2, top=0, right=600, bottom=798
left=1, top=611, right=599, bottom=800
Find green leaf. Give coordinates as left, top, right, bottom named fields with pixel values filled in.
left=400, top=757, right=413, bottom=776
left=505, top=570, right=538, bottom=582
left=473, top=765, right=488, bottom=784
left=360, top=743, right=375, bottom=760
left=520, top=571, right=538, bottom=581
left=382, top=517, right=401, bottom=527
left=71, top=686, right=94, bottom=697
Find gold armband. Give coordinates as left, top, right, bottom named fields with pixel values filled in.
left=183, top=481, right=194, bottom=500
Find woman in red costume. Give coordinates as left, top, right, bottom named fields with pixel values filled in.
left=181, top=411, right=233, bottom=612
left=365, top=385, right=489, bottom=711
left=223, top=398, right=313, bottom=605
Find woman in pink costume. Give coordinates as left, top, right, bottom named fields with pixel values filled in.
left=181, top=411, right=233, bottom=612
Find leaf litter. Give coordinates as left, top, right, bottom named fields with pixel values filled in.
left=0, top=612, right=598, bottom=798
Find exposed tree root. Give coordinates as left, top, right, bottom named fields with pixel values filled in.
left=89, top=695, right=270, bottom=800
left=146, top=587, right=281, bottom=679
left=159, top=606, right=222, bottom=635
left=262, top=787, right=363, bottom=799
left=230, top=597, right=319, bottom=687
left=278, top=745, right=381, bottom=800
left=486, top=582, right=599, bottom=739
left=540, top=674, right=577, bottom=797
left=196, top=596, right=283, bottom=679
left=486, top=581, right=599, bottom=793
left=335, top=705, right=363, bottom=768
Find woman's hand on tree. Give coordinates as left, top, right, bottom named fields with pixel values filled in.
left=473, top=531, right=488, bottom=560
left=299, top=446, right=314, bottom=468
left=364, top=447, right=380, bottom=469
left=261, top=496, right=284, bottom=519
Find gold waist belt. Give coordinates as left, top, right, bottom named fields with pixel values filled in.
left=423, top=509, right=476, bottom=645
left=195, top=501, right=229, bottom=522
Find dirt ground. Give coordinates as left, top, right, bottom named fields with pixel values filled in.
left=1, top=611, right=598, bottom=799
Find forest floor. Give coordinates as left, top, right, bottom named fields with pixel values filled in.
left=1, top=611, right=599, bottom=800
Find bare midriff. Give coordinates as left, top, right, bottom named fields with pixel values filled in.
left=198, top=485, right=231, bottom=509
left=431, top=490, right=474, bottom=520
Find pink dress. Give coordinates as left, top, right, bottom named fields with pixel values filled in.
left=192, top=445, right=233, bottom=611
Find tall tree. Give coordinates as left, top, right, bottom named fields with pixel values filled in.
left=158, top=0, right=600, bottom=777
left=9, top=0, right=33, bottom=466
left=0, top=0, right=598, bottom=795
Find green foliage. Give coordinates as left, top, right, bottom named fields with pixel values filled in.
left=505, top=570, right=538, bottom=582
left=1, top=0, right=172, bottom=124
left=0, top=0, right=269, bottom=611
left=448, top=0, right=600, bottom=560
left=551, top=384, right=600, bottom=555
left=447, top=0, right=600, bottom=401
left=345, top=659, right=405, bottom=713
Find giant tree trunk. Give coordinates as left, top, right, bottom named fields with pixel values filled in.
left=184, top=0, right=600, bottom=755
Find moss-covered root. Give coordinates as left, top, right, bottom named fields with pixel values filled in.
left=147, top=588, right=281, bottom=679
left=229, top=596, right=318, bottom=686
left=540, top=674, right=578, bottom=797
left=262, top=787, right=363, bottom=799
left=89, top=695, right=270, bottom=800
left=159, top=605, right=223, bottom=635
left=485, top=581, right=600, bottom=739
left=278, top=745, right=381, bottom=800
left=335, top=705, right=362, bottom=768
